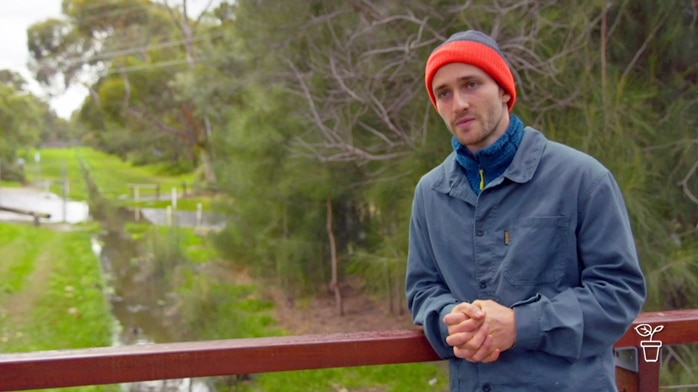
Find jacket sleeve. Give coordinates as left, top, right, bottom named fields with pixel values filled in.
left=513, top=171, right=647, bottom=361
left=405, top=182, right=459, bottom=358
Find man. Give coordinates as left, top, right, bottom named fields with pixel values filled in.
left=405, top=30, right=647, bottom=391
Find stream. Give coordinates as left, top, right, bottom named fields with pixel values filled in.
left=0, top=187, right=217, bottom=391
left=93, top=230, right=212, bottom=392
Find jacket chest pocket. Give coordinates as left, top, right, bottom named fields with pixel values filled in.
left=500, top=216, right=571, bottom=286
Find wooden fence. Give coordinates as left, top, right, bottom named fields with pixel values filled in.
left=1, top=309, right=697, bottom=392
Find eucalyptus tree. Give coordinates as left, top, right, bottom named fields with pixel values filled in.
left=0, top=70, right=31, bottom=91
left=27, top=0, right=222, bottom=181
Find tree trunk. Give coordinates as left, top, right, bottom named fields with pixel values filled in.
left=199, top=147, right=217, bottom=184
left=327, top=198, right=343, bottom=316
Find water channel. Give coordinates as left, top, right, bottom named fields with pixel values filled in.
left=96, top=207, right=221, bottom=392
left=0, top=187, right=218, bottom=391
left=95, top=228, right=212, bottom=392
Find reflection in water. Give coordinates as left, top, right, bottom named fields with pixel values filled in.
left=93, top=233, right=212, bottom=392
left=98, top=230, right=174, bottom=345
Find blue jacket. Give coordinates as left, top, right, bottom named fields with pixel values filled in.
left=406, top=127, right=646, bottom=391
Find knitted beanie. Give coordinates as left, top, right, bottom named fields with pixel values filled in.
left=425, top=30, right=516, bottom=111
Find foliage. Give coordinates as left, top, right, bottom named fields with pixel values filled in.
left=0, top=83, right=44, bottom=181
left=29, top=0, right=223, bottom=181
left=210, top=0, right=698, bottom=308
left=0, top=68, right=81, bottom=182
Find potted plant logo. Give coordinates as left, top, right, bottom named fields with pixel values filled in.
left=635, top=323, right=664, bottom=362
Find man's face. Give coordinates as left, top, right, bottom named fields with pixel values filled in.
left=431, top=63, right=511, bottom=153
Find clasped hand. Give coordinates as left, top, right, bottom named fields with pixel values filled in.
left=443, top=300, right=517, bottom=363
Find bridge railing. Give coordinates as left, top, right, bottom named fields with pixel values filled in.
left=1, top=309, right=697, bottom=392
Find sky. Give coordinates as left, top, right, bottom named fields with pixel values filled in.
left=0, top=0, right=86, bottom=119
left=0, top=0, right=219, bottom=120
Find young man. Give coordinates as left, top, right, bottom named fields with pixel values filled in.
left=405, top=30, right=647, bottom=391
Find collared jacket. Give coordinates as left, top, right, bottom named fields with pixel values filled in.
left=406, top=127, right=646, bottom=391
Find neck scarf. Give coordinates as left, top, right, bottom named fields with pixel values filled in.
left=452, top=114, right=525, bottom=195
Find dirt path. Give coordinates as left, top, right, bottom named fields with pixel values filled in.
left=270, top=282, right=416, bottom=335
left=0, top=232, right=57, bottom=332
left=212, top=263, right=416, bottom=335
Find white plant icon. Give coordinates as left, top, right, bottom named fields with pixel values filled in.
left=635, top=323, right=664, bottom=362
left=635, top=324, right=664, bottom=341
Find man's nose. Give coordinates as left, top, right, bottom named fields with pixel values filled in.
left=453, top=91, right=469, bottom=111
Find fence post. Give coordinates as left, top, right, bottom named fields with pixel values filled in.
left=637, top=352, right=660, bottom=392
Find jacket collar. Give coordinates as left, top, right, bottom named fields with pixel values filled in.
left=432, top=127, right=546, bottom=201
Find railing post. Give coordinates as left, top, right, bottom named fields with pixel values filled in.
left=637, top=350, right=660, bottom=392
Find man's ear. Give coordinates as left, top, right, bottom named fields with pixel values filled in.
left=501, top=89, right=511, bottom=105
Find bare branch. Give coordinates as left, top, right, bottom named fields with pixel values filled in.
left=678, top=159, right=698, bottom=205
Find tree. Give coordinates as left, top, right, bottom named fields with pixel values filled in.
left=0, top=70, right=30, bottom=91
left=28, top=0, right=223, bottom=181
left=0, top=81, right=45, bottom=181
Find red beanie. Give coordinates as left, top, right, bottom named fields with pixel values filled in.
left=425, top=30, right=517, bottom=112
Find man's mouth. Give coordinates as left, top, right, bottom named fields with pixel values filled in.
left=454, top=116, right=475, bottom=128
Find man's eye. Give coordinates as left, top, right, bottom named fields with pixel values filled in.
left=436, top=91, right=451, bottom=99
left=466, top=81, right=480, bottom=89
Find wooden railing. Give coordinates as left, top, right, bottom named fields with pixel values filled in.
left=1, top=309, right=697, bottom=392
left=0, top=205, right=50, bottom=226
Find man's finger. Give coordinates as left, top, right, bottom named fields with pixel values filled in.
left=451, top=323, right=490, bottom=351
left=446, top=316, right=484, bottom=335
left=443, top=311, right=468, bottom=326
left=462, top=335, right=495, bottom=363
left=452, top=302, right=485, bottom=319
left=481, top=348, right=501, bottom=363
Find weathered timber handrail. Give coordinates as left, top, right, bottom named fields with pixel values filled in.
left=615, top=309, right=698, bottom=392
left=0, top=330, right=440, bottom=391
left=0, top=206, right=50, bottom=218
left=0, top=205, right=50, bottom=226
left=1, top=310, right=697, bottom=392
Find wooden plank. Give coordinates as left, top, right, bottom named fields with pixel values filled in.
left=0, top=329, right=441, bottom=391
left=637, top=358, right=661, bottom=392
left=615, top=309, right=698, bottom=347
left=615, top=366, right=638, bottom=392
left=0, top=205, right=51, bottom=219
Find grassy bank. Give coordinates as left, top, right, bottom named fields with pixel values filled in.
left=154, top=223, right=449, bottom=392
left=0, top=222, right=118, bottom=392
left=27, top=147, right=206, bottom=211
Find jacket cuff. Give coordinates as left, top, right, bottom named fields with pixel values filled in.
left=422, top=303, right=457, bottom=359
left=439, top=303, right=457, bottom=340
left=513, top=296, right=541, bottom=350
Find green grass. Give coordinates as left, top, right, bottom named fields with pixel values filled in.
left=0, top=222, right=118, bottom=391
left=23, top=147, right=201, bottom=209
left=0, top=224, right=44, bottom=295
left=0, top=222, right=112, bottom=353
left=250, top=362, right=448, bottom=392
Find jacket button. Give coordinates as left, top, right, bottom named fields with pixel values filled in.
left=479, top=281, right=487, bottom=289
left=482, top=384, right=492, bottom=392
left=476, top=230, right=484, bottom=236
